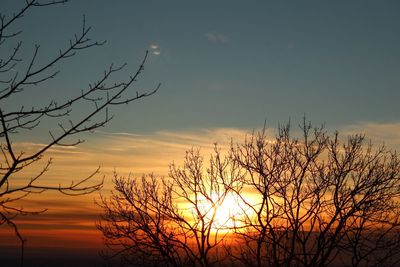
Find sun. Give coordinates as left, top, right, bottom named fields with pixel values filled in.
left=199, top=192, right=245, bottom=231
left=215, top=193, right=244, bottom=228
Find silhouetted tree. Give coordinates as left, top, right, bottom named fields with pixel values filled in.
left=98, top=148, right=242, bottom=267
left=100, top=122, right=400, bottom=267
left=228, top=121, right=400, bottom=267
left=0, top=0, right=159, bottom=264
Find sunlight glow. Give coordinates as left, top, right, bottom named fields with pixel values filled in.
left=199, top=192, right=245, bottom=231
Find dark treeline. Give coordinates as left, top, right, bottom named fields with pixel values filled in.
left=99, top=122, right=400, bottom=267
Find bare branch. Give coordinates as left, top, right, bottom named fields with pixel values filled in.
left=0, top=1, right=159, bottom=262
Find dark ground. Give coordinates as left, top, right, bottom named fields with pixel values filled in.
left=0, top=246, right=116, bottom=267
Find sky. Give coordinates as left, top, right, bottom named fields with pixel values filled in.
left=1, top=0, right=400, bottom=265
left=3, top=0, right=400, bottom=134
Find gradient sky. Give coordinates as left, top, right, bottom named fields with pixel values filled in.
left=2, top=0, right=400, bottom=265
left=3, top=0, right=400, bottom=135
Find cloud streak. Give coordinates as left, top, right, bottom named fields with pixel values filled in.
left=205, top=32, right=230, bottom=44
left=149, top=43, right=161, bottom=55
left=341, top=121, right=400, bottom=150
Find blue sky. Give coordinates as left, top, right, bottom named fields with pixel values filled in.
left=3, top=0, right=400, bottom=138
left=6, top=0, right=400, bottom=137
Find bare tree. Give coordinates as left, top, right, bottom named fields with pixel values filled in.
left=229, top=121, right=400, bottom=267
left=98, top=148, right=243, bottom=267
left=0, top=0, right=159, bottom=264
left=99, top=122, right=400, bottom=267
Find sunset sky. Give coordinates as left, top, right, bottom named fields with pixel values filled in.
left=2, top=0, right=400, bottom=265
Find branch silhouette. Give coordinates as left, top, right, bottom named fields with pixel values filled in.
left=99, top=121, right=400, bottom=267
left=0, top=1, right=159, bottom=266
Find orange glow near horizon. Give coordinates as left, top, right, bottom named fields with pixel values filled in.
left=4, top=126, right=400, bottom=251
left=2, top=129, right=251, bottom=249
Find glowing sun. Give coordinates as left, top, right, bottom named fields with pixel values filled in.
left=200, top=192, right=245, bottom=230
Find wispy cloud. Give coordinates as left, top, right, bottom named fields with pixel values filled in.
left=90, top=128, right=255, bottom=176
left=149, top=43, right=161, bottom=55
left=341, top=121, right=400, bottom=150
left=205, top=32, right=230, bottom=44
left=13, top=123, right=400, bottom=186
left=149, top=44, right=159, bottom=50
